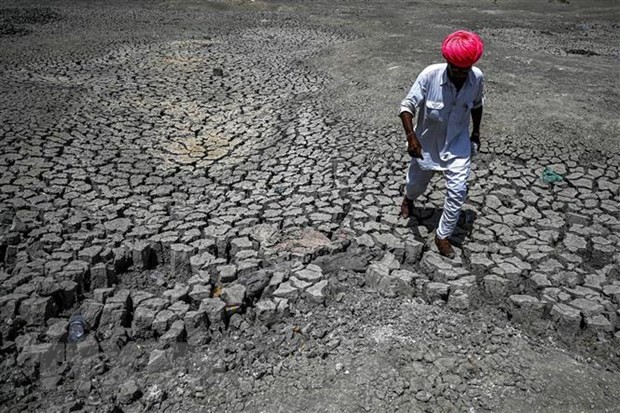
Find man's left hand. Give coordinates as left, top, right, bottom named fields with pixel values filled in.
left=470, top=131, right=481, bottom=148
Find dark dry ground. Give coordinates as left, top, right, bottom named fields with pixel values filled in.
left=1, top=0, right=619, bottom=412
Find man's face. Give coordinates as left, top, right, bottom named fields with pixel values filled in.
left=447, top=63, right=471, bottom=82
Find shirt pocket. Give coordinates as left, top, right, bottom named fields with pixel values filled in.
left=425, top=100, right=444, bottom=122
left=461, top=101, right=473, bottom=122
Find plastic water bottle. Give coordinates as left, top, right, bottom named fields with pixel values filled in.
left=68, top=315, right=87, bottom=344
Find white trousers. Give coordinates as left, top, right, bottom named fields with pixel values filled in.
left=405, top=159, right=470, bottom=239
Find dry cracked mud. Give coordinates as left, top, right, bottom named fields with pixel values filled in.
left=1, top=0, right=619, bottom=412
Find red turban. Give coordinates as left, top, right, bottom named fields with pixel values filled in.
left=441, top=30, right=484, bottom=68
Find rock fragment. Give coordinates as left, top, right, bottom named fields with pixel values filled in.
left=304, top=280, right=329, bottom=304
left=118, top=380, right=142, bottom=405
left=147, top=349, right=172, bottom=373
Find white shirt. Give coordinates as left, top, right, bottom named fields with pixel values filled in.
left=399, top=63, right=484, bottom=171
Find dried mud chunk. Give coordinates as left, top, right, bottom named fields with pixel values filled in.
left=19, top=295, right=57, bottom=326
left=304, top=280, right=329, bottom=304
left=550, top=303, right=581, bottom=330
left=509, top=295, right=546, bottom=322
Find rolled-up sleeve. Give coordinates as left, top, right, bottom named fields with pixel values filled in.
left=473, top=74, right=484, bottom=109
left=399, top=72, right=427, bottom=116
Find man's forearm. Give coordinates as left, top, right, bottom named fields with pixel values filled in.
left=399, top=111, right=416, bottom=141
left=400, top=111, right=423, bottom=158
left=471, top=106, right=483, bottom=134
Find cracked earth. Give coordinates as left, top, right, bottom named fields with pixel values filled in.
left=1, top=0, right=619, bottom=412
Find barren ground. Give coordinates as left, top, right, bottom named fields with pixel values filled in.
left=1, top=0, right=619, bottom=412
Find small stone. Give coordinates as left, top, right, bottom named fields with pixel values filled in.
left=425, top=282, right=450, bottom=302
left=81, top=300, right=104, bottom=330
left=75, top=334, right=100, bottom=358
left=188, top=271, right=211, bottom=285
left=255, top=299, right=277, bottom=325
left=19, top=295, right=58, bottom=326
left=118, top=380, right=142, bottom=405
left=379, top=251, right=400, bottom=270
left=229, top=237, right=254, bottom=257
left=304, top=280, right=328, bottom=304
left=163, top=284, right=189, bottom=302
left=420, top=252, right=453, bottom=276
left=78, top=245, right=103, bottom=264
left=132, top=241, right=154, bottom=270
left=404, top=239, right=424, bottom=265
left=447, top=290, right=470, bottom=312
left=159, top=320, right=186, bottom=347
left=221, top=284, right=246, bottom=305
left=98, top=302, right=129, bottom=330
left=289, top=276, right=312, bottom=291
left=564, top=285, right=600, bottom=299
left=144, top=384, right=166, bottom=406
left=184, top=310, right=208, bottom=345
left=550, top=303, right=581, bottom=330
left=484, top=275, right=511, bottom=299
left=509, top=294, right=545, bottom=322
left=264, top=271, right=285, bottom=296
left=199, top=298, right=226, bottom=330
left=59, top=280, right=79, bottom=308
left=295, top=268, right=323, bottom=283
left=46, top=320, right=69, bottom=342
left=190, top=251, right=217, bottom=274
left=217, top=265, right=238, bottom=283
left=180, top=309, right=204, bottom=333
left=133, top=307, right=157, bottom=336
left=390, top=269, right=416, bottom=297
left=602, top=285, right=620, bottom=304
left=569, top=298, right=605, bottom=317
left=530, top=273, right=551, bottom=289
left=272, top=282, right=299, bottom=299
left=170, top=244, right=194, bottom=279
left=365, top=262, right=390, bottom=291
left=17, top=343, right=57, bottom=371
left=189, top=284, right=212, bottom=302
left=591, top=244, right=615, bottom=268
left=563, top=233, right=588, bottom=254
left=585, top=314, right=613, bottom=332
left=236, top=259, right=260, bottom=277
left=356, top=233, right=375, bottom=248
left=93, top=287, right=115, bottom=304
left=35, top=277, right=61, bottom=297
left=90, top=263, right=112, bottom=290
left=470, top=253, right=494, bottom=274
left=565, top=212, right=590, bottom=226
left=583, top=274, right=606, bottom=292
left=237, top=270, right=271, bottom=299
left=147, top=349, right=172, bottom=373
left=105, top=218, right=132, bottom=234
left=169, top=301, right=189, bottom=317
left=415, top=390, right=432, bottom=402
left=152, top=310, right=178, bottom=335
left=0, top=293, right=28, bottom=320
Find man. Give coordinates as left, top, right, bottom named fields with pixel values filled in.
left=398, top=30, right=484, bottom=259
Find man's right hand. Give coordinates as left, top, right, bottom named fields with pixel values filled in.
left=407, top=134, right=423, bottom=159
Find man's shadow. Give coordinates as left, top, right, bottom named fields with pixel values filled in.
left=406, top=206, right=478, bottom=247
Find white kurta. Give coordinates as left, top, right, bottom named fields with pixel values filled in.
left=399, top=63, right=484, bottom=239
left=399, top=63, right=484, bottom=171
